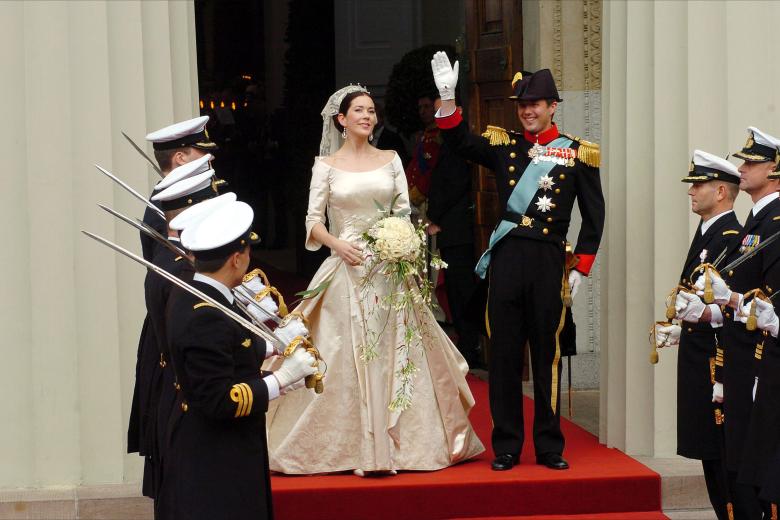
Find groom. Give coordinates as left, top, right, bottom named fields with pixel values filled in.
left=430, top=52, right=605, bottom=470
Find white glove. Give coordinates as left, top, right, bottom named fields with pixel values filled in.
left=712, top=382, right=724, bottom=403
left=280, top=377, right=307, bottom=396
left=430, top=51, right=459, bottom=101
left=656, top=324, right=681, bottom=348
left=753, top=298, right=780, bottom=337
left=275, top=319, right=310, bottom=346
left=247, top=297, right=279, bottom=322
left=675, top=291, right=706, bottom=322
left=568, top=270, right=583, bottom=299
left=273, top=348, right=317, bottom=389
left=693, top=271, right=732, bottom=306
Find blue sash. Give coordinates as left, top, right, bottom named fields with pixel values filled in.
left=475, top=136, right=573, bottom=278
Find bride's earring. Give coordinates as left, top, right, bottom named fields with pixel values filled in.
left=342, top=127, right=347, bottom=139
left=369, top=133, right=374, bottom=142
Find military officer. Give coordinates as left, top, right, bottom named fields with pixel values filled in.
left=430, top=52, right=605, bottom=471
left=156, top=200, right=317, bottom=520
left=655, top=150, right=742, bottom=520
left=676, top=127, right=780, bottom=518
left=141, top=115, right=218, bottom=261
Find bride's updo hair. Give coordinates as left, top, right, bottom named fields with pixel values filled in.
left=333, top=91, right=374, bottom=132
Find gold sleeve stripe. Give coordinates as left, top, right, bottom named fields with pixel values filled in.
left=194, top=302, right=217, bottom=310
left=481, top=125, right=510, bottom=146
left=773, top=216, right=780, bottom=221
left=230, top=383, right=253, bottom=417
left=722, top=230, right=739, bottom=235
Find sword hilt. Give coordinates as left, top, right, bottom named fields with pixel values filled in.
left=283, top=336, right=325, bottom=394
left=742, top=288, right=769, bottom=332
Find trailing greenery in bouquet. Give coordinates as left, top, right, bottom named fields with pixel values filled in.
left=358, top=196, right=447, bottom=411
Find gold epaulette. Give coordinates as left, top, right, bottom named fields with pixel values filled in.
left=193, top=302, right=217, bottom=310
left=564, top=133, right=600, bottom=167
left=723, top=230, right=739, bottom=235
left=482, top=125, right=510, bottom=146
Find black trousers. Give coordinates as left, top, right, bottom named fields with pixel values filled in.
left=439, top=244, right=480, bottom=362
left=487, top=236, right=565, bottom=458
left=702, top=459, right=730, bottom=520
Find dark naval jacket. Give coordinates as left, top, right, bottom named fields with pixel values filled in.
left=676, top=211, right=742, bottom=460
left=436, top=112, right=604, bottom=276
left=716, top=197, right=780, bottom=472
left=157, top=279, right=272, bottom=520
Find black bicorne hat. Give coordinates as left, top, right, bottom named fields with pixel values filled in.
left=509, top=69, right=563, bottom=103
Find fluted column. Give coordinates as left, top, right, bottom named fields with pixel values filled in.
left=602, top=0, right=780, bottom=457
left=0, top=0, right=198, bottom=488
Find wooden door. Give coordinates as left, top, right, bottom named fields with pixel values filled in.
left=464, top=0, right=523, bottom=255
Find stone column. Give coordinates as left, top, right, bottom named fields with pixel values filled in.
left=602, top=0, right=780, bottom=456
left=0, top=0, right=198, bottom=488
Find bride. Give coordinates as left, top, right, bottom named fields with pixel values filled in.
left=266, top=85, right=484, bottom=475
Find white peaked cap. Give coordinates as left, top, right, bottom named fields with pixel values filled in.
left=169, top=192, right=238, bottom=232
left=156, top=154, right=213, bottom=191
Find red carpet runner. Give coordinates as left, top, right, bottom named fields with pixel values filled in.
left=270, top=375, right=664, bottom=519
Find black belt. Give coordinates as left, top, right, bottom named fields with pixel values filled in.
left=502, top=210, right=564, bottom=244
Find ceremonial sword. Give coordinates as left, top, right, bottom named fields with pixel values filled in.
left=83, top=230, right=287, bottom=351
left=95, top=164, right=165, bottom=219
left=96, top=203, right=283, bottom=326
left=122, top=131, right=163, bottom=177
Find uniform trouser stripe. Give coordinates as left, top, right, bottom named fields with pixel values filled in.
left=551, top=273, right=566, bottom=414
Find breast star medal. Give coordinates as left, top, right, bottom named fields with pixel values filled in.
left=538, top=174, right=555, bottom=191
left=535, top=195, right=553, bottom=213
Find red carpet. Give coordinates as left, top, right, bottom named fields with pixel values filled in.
left=270, top=376, right=664, bottom=519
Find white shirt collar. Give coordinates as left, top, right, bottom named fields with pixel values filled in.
left=193, top=272, right=234, bottom=304
left=701, top=210, right=733, bottom=235
left=753, top=192, right=779, bottom=216
left=168, top=236, right=180, bottom=243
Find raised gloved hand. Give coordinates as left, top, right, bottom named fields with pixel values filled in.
left=430, top=51, right=459, bottom=101
left=747, top=298, right=779, bottom=337
left=656, top=324, right=681, bottom=348
left=675, top=291, right=706, bottom=322
left=568, top=270, right=583, bottom=299
left=273, top=348, right=317, bottom=389
left=275, top=319, right=309, bottom=346
left=693, top=270, right=732, bottom=306
left=712, top=382, right=724, bottom=403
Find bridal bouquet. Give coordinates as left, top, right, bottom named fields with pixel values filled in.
left=359, top=199, right=446, bottom=411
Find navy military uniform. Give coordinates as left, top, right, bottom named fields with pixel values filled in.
left=158, top=279, right=272, bottom=520
left=676, top=150, right=743, bottom=520
left=709, top=128, right=780, bottom=519
left=437, top=69, right=604, bottom=464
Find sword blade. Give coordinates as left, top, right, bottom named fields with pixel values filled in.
left=122, top=131, right=163, bottom=178
left=95, top=164, right=165, bottom=219
left=711, top=246, right=729, bottom=269
left=82, top=230, right=286, bottom=351
left=97, top=203, right=188, bottom=258
left=722, top=229, right=780, bottom=273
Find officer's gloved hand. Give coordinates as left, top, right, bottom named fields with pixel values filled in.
left=239, top=278, right=280, bottom=318
left=693, top=271, right=733, bottom=306
left=656, top=324, right=681, bottom=348
left=568, top=270, right=583, bottom=298
left=675, top=291, right=706, bottom=323
left=273, top=348, right=317, bottom=389
left=275, top=319, right=309, bottom=346
left=743, top=298, right=780, bottom=337
left=712, top=382, right=724, bottom=403
left=280, top=378, right=307, bottom=396
left=430, top=51, right=459, bottom=101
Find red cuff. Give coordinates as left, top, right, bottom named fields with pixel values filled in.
left=574, top=254, right=596, bottom=275
left=436, top=110, right=462, bottom=130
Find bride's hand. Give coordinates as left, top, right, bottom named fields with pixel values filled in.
left=332, top=239, right=363, bottom=266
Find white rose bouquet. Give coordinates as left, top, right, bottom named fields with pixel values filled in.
left=358, top=198, right=447, bottom=411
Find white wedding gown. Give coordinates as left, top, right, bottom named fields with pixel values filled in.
left=266, top=152, right=484, bottom=473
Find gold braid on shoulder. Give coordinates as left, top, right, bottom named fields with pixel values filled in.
left=482, top=125, right=510, bottom=146
left=563, top=133, right=600, bottom=168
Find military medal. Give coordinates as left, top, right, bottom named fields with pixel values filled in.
left=739, top=234, right=760, bottom=254
left=538, top=174, right=555, bottom=191
left=535, top=195, right=553, bottom=213
left=528, top=142, right=545, bottom=164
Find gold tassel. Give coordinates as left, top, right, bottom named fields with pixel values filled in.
left=255, top=286, right=288, bottom=317
left=481, top=125, right=510, bottom=146
left=577, top=140, right=600, bottom=167
left=243, top=267, right=270, bottom=287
